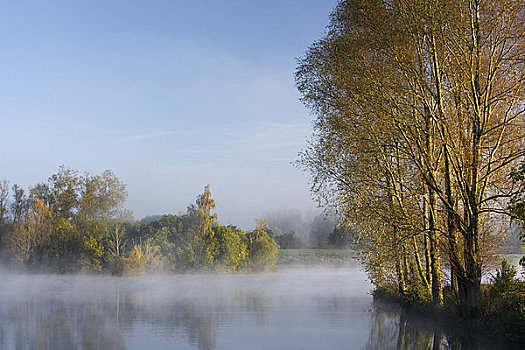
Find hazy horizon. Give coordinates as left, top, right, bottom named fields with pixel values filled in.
left=0, top=1, right=338, bottom=229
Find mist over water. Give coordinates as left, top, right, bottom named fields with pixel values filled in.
left=0, top=264, right=510, bottom=349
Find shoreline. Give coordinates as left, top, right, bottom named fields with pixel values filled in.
left=372, top=288, right=523, bottom=349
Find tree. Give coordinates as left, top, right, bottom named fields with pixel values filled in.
left=263, top=209, right=305, bottom=238
left=0, top=180, right=9, bottom=246
left=271, top=231, right=303, bottom=249
left=11, top=184, right=26, bottom=224
left=308, top=214, right=336, bottom=247
left=296, top=0, right=525, bottom=316
left=28, top=182, right=52, bottom=207
left=213, top=224, right=247, bottom=271
left=6, top=199, right=53, bottom=267
left=244, top=220, right=279, bottom=271
left=49, top=166, right=79, bottom=220
left=0, top=180, right=9, bottom=225
left=132, top=214, right=182, bottom=270
left=184, top=185, right=218, bottom=270
left=328, top=225, right=355, bottom=248
left=41, top=217, right=82, bottom=272
left=77, top=170, right=127, bottom=223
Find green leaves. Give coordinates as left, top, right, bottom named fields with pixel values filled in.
left=1, top=174, right=279, bottom=274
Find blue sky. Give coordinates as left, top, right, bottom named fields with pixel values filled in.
left=0, top=0, right=337, bottom=228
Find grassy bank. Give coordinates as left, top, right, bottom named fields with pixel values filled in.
left=277, top=248, right=359, bottom=265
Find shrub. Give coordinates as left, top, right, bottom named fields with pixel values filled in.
left=244, top=221, right=279, bottom=271
left=480, top=260, right=525, bottom=344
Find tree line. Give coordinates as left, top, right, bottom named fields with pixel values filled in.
left=296, top=0, right=525, bottom=321
left=0, top=167, right=278, bottom=274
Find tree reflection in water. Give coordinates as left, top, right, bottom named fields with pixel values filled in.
left=364, top=305, right=512, bottom=350
left=0, top=278, right=274, bottom=350
left=1, top=297, right=126, bottom=350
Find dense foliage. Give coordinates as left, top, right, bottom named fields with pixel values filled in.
left=480, top=261, right=525, bottom=344
left=297, top=0, right=525, bottom=319
left=0, top=169, right=278, bottom=274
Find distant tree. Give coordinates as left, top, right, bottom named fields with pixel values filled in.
left=28, top=182, right=52, bottom=207
left=77, top=170, right=127, bottom=222
left=245, top=220, right=279, bottom=271
left=271, top=231, right=303, bottom=249
left=136, top=214, right=182, bottom=270
left=105, top=209, right=134, bottom=273
left=123, top=244, right=146, bottom=275
left=140, top=215, right=163, bottom=224
left=308, top=214, right=336, bottom=247
left=133, top=215, right=250, bottom=273
left=185, top=185, right=218, bottom=270
left=42, top=217, right=82, bottom=272
left=213, top=224, right=247, bottom=271
left=79, top=227, right=106, bottom=271
left=11, top=184, right=26, bottom=224
left=107, top=219, right=126, bottom=259
left=49, top=166, right=79, bottom=220
left=0, top=180, right=9, bottom=247
left=6, top=199, right=53, bottom=267
left=263, top=209, right=305, bottom=239
left=120, top=242, right=163, bottom=275
left=0, top=180, right=9, bottom=224
left=328, top=225, right=355, bottom=248
left=0, top=168, right=127, bottom=271
left=21, top=167, right=128, bottom=272
left=76, top=170, right=127, bottom=271
left=0, top=171, right=280, bottom=274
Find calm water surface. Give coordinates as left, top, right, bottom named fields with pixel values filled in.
left=0, top=265, right=509, bottom=349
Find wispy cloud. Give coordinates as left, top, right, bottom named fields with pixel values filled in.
left=117, top=130, right=179, bottom=143
left=115, top=121, right=310, bottom=164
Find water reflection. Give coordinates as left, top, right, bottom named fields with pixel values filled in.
left=0, top=268, right=512, bottom=350
left=2, top=296, right=126, bottom=350
left=365, top=304, right=513, bottom=350
left=367, top=308, right=452, bottom=350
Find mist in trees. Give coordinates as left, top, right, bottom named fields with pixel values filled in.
left=0, top=169, right=278, bottom=274
left=296, top=0, right=525, bottom=318
left=262, top=209, right=356, bottom=248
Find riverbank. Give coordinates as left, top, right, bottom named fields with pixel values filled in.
left=371, top=297, right=519, bottom=350
left=277, top=248, right=359, bottom=266
left=372, top=281, right=525, bottom=349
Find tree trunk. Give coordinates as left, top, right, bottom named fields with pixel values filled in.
left=396, top=255, right=408, bottom=295
left=428, top=188, right=443, bottom=309
left=444, top=146, right=460, bottom=298
left=412, top=236, right=430, bottom=292
left=458, top=273, right=481, bottom=319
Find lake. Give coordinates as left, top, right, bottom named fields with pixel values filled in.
left=0, top=265, right=510, bottom=349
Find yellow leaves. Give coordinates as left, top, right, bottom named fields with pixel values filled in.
left=128, top=244, right=144, bottom=262
left=238, top=242, right=248, bottom=262
left=80, top=234, right=105, bottom=271
left=54, top=217, right=74, bottom=234
left=120, top=243, right=162, bottom=275
left=83, top=235, right=102, bottom=254
left=255, top=219, right=269, bottom=231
